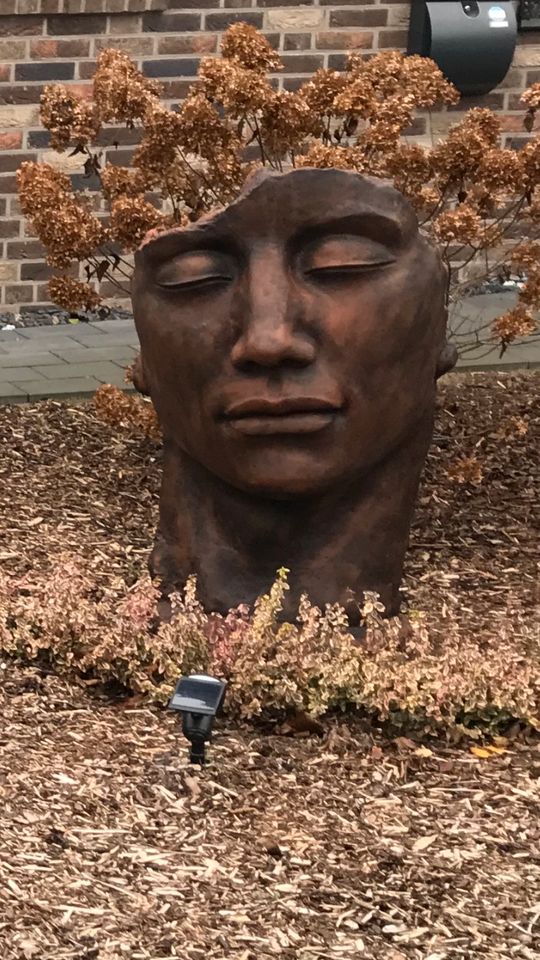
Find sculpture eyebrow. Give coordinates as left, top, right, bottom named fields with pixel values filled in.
left=292, top=213, right=405, bottom=250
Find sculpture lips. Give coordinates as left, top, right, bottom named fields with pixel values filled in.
left=221, top=396, right=343, bottom=435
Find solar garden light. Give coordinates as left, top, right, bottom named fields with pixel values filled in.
left=168, top=674, right=227, bottom=765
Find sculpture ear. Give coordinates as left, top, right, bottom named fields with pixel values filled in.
left=130, top=351, right=150, bottom=396
left=436, top=341, right=458, bottom=379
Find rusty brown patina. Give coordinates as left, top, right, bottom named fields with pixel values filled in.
left=132, top=168, right=455, bottom=624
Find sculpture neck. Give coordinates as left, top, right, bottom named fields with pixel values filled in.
left=151, top=421, right=433, bottom=626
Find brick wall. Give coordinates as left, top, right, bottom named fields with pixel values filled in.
left=1, top=0, right=540, bottom=311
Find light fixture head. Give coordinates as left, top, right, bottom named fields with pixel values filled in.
left=168, top=674, right=227, bottom=765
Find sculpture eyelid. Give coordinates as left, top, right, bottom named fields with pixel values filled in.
left=153, top=249, right=236, bottom=290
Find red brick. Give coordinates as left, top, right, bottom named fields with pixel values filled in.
left=284, top=34, right=312, bottom=51
left=256, top=0, right=314, bottom=5
left=31, top=38, right=91, bottom=58
left=0, top=152, right=36, bottom=173
left=0, top=65, right=10, bottom=82
left=0, top=84, right=45, bottom=104
left=330, top=9, right=387, bottom=27
left=7, top=240, right=45, bottom=258
left=30, top=39, right=58, bottom=58
left=203, top=11, right=263, bottom=30
left=0, top=40, right=27, bottom=59
left=377, top=29, right=408, bottom=48
left=500, top=115, right=529, bottom=133
left=85, top=0, right=108, bottom=11
left=143, top=58, right=199, bottom=78
left=0, top=132, right=22, bottom=150
left=0, top=219, right=20, bottom=238
left=4, top=283, right=34, bottom=305
left=20, top=261, right=53, bottom=281
left=0, top=16, right=43, bottom=35
left=316, top=32, right=374, bottom=50
left=159, top=80, right=193, bottom=99
left=0, top=174, right=20, bottom=194
left=280, top=55, right=324, bottom=73
left=157, top=35, right=217, bottom=55
left=16, top=62, right=75, bottom=81
left=100, top=0, right=125, bottom=11
left=18, top=0, right=42, bottom=11
left=78, top=61, right=98, bottom=80
left=96, top=126, right=142, bottom=147
left=47, top=15, right=107, bottom=35
left=95, top=36, right=154, bottom=55
left=507, top=94, right=534, bottom=111
left=142, top=11, right=202, bottom=31
left=404, top=116, right=426, bottom=137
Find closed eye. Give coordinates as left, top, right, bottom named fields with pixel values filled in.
left=154, top=250, right=235, bottom=292
left=305, top=261, right=394, bottom=278
left=299, top=235, right=396, bottom=280
left=157, top=274, right=233, bottom=291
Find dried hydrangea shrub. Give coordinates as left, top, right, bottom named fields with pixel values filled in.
left=17, top=22, right=540, bottom=352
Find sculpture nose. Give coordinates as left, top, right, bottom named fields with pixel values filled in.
left=231, top=252, right=316, bottom=370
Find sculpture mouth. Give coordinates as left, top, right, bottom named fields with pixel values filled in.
left=220, top=397, right=343, bottom=435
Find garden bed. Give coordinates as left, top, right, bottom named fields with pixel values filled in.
left=0, top=662, right=539, bottom=960
left=0, top=370, right=537, bottom=619
left=0, top=371, right=539, bottom=958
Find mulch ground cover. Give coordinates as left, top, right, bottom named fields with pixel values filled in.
left=0, top=370, right=539, bottom=959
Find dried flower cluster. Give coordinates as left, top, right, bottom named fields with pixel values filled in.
left=0, top=560, right=538, bottom=735
left=93, top=384, right=161, bottom=441
left=17, top=23, right=540, bottom=352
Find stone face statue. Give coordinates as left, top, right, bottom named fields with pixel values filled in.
left=132, top=168, right=455, bottom=624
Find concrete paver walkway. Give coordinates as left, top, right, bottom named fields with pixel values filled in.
left=0, top=318, right=138, bottom=403
left=0, top=302, right=539, bottom=403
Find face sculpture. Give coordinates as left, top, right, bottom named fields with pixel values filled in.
left=132, top=169, right=454, bottom=625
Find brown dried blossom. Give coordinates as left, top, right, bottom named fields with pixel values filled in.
left=476, top=148, right=526, bottom=194
left=300, top=69, right=348, bottom=118
left=358, top=95, right=416, bottom=151
left=492, top=305, right=537, bottom=346
left=93, top=48, right=161, bottom=125
left=177, top=93, right=238, bottom=159
left=48, top=276, right=102, bottom=311
left=198, top=57, right=274, bottom=117
left=93, top=384, right=161, bottom=441
left=259, top=91, right=314, bottom=159
left=447, top=455, right=484, bottom=486
left=40, top=83, right=101, bottom=151
left=432, top=205, right=485, bottom=245
left=521, top=137, right=540, bottom=186
left=298, top=142, right=367, bottom=171
left=109, top=196, right=168, bottom=251
left=220, top=22, right=281, bottom=73
left=100, top=164, right=148, bottom=201
left=17, top=161, right=107, bottom=268
left=384, top=143, right=433, bottom=201
left=521, top=82, right=540, bottom=110
left=399, top=54, right=459, bottom=108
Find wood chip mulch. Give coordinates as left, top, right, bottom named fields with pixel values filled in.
left=0, top=371, right=539, bottom=959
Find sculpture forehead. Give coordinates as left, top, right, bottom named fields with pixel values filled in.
left=136, top=169, right=419, bottom=265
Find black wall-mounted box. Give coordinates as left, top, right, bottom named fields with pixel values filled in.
left=407, top=1, right=518, bottom=96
